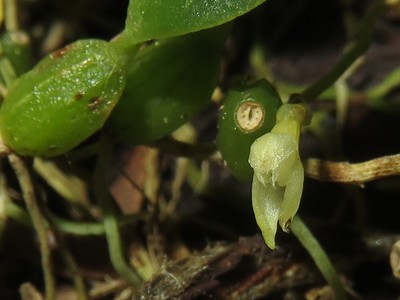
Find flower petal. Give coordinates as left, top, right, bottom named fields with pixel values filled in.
left=279, top=157, right=304, bottom=232
left=272, top=137, right=298, bottom=187
left=252, top=174, right=284, bottom=249
left=249, top=132, right=296, bottom=187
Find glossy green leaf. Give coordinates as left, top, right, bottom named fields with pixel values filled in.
left=107, top=25, right=229, bottom=144
left=125, top=0, right=267, bottom=43
left=0, top=39, right=127, bottom=157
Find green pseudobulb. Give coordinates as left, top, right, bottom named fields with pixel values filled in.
left=217, top=79, right=282, bottom=181
left=0, top=39, right=127, bottom=157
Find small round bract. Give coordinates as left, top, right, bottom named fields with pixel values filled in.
left=216, top=79, right=282, bottom=181
left=0, top=39, right=127, bottom=157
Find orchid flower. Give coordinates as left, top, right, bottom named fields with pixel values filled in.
left=248, top=103, right=307, bottom=249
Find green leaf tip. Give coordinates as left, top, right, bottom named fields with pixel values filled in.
left=125, top=0, right=268, bottom=43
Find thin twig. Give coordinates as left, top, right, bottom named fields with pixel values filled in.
left=305, top=153, right=400, bottom=185
left=8, top=153, right=56, bottom=300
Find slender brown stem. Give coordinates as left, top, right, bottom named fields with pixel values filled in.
left=305, top=153, right=400, bottom=184
left=8, top=154, right=55, bottom=300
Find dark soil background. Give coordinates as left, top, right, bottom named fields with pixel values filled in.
left=1, top=0, right=400, bottom=299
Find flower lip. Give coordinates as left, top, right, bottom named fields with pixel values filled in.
left=249, top=132, right=298, bottom=187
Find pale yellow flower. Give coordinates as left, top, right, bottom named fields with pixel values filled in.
left=249, top=103, right=306, bottom=249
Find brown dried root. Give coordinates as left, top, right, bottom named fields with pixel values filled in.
left=304, top=153, right=400, bottom=185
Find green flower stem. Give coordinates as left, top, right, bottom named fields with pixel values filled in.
left=51, top=215, right=114, bottom=236
left=51, top=213, right=146, bottom=236
left=5, top=200, right=147, bottom=236
left=300, top=2, right=386, bottom=103
left=367, top=67, right=400, bottom=111
left=290, top=216, right=347, bottom=300
left=94, top=134, right=143, bottom=288
left=8, top=153, right=56, bottom=300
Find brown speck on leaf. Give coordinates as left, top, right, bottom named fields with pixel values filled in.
left=51, top=44, right=73, bottom=59
left=88, top=97, right=101, bottom=110
left=75, top=93, right=84, bottom=101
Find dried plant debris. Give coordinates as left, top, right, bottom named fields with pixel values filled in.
left=140, top=236, right=320, bottom=299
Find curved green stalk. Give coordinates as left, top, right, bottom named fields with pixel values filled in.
left=51, top=213, right=146, bottom=236
left=290, top=216, right=347, bottom=300
left=93, top=134, right=143, bottom=288
left=367, top=67, right=400, bottom=112
left=6, top=200, right=147, bottom=236
left=300, top=2, right=386, bottom=103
